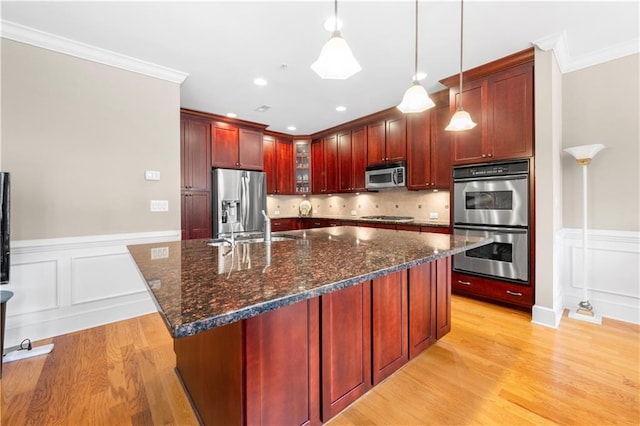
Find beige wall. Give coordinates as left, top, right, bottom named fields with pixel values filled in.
left=1, top=39, right=181, bottom=240
left=562, top=54, right=640, bottom=231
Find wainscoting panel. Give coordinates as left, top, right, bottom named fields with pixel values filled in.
left=2, top=231, right=180, bottom=348
left=561, top=228, right=640, bottom=324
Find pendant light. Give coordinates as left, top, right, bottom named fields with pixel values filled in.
left=397, top=0, right=435, bottom=113
left=445, top=0, right=476, bottom=131
left=311, top=0, right=361, bottom=80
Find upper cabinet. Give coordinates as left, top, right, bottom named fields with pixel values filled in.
left=406, top=90, right=451, bottom=190
left=337, top=126, right=367, bottom=193
left=294, top=140, right=311, bottom=194
left=440, top=48, right=534, bottom=165
left=366, top=115, right=406, bottom=166
left=212, top=122, right=264, bottom=170
left=263, top=134, right=294, bottom=195
left=312, top=135, right=339, bottom=194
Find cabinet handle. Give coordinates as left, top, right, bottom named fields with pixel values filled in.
left=488, top=153, right=493, bottom=158
left=431, top=182, right=435, bottom=186
left=457, top=280, right=471, bottom=286
left=482, top=154, right=487, bottom=158
left=506, top=290, right=523, bottom=297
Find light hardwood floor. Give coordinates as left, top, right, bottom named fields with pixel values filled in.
left=1, top=296, right=638, bottom=425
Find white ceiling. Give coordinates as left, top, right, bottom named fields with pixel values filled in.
left=1, top=1, right=638, bottom=135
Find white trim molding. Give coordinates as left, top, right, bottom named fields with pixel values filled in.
left=533, top=31, right=640, bottom=74
left=2, top=230, right=180, bottom=348
left=0, top=20, right=189, bottom=84
left=560, top=228, right=640, bottom=324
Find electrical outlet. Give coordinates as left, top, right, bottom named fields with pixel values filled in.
left=429, top=212, right=439, bottom=220
left=151, top=247, right=169, bottom=259
left=150, top=200, right=169, bottom=212
left=350, top=210, right=357, bottom=216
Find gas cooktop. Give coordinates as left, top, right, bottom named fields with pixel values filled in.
left=360, top=215, right=414, bottom=223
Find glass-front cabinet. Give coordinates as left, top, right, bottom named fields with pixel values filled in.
left=295, top=139, right=311, bottom=194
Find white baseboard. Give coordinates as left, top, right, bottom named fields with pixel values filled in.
left=2, top=230, right=179, bottom=348
left=560, top=228, right=639, bottom=325
left=531, top=304, right=563, bottom=328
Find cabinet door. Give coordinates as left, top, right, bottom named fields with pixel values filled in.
left=351, top=127, right=367, bottom=192
left=211, top=122, right=239, bottom=168
left=321, top=282, right=371, bottom=421
left=324, top=135, right=339, bottom=193
left=385, top=116, right=406, bottom=163
left=409, top=262, right=436, bottom=358
left=372, top=270, right=408, bottom=385
left=366, top=121, right=386, bottom=165
left=182, top=191, right=212, bottom=240
left=276, top=139, right=294, bottom=194
left=435, top=256, right=452, bottom=339
left=450, top=79, right=487, bottom=165
left=489, top=63, right=534, bottom=160
left=406, top=111, right=432, bottom=190
left=431, top=104, right=452, bottom=188
left=337, top=131, right=352, bottom=192
left=263, top=136, right=277, bottom=194
left=311, top=140, right=325, bottom=193
left=245, top=299, right=320, bottom=426
left=238, top=128, right=263, bottom=170
left=181, top=118, right=211, bottom=191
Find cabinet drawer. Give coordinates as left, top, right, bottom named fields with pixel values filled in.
left=452, top=271, right=533, bottom=308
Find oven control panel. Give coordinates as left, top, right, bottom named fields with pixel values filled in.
left=453, top=160, right=529, bottom=179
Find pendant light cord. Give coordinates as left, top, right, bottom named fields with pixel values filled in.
left=414, top=0, right=419, bottom=82
left=458, top=0, right=464, bottom=109
left=334, top=0, right=338, bottom=32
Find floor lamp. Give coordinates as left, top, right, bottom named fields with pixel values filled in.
left=564, top=143, right=605, bottom=325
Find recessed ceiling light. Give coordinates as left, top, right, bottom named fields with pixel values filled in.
left=226, top=112, right=237, bottom=118
left=255, top=105, right=271, bottom=112
left=323, top=16, right=344, bottom=32
left=253, top=77, right=268, bottom=86
left=287, top=126, right=297, bottom=131
left=336, top=106, right=347, bottom=112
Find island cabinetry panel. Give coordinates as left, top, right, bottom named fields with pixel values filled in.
left=174, top=299, right=320, bottom=426
left=211, top=122, right=263, bottom=170
left=436, top=256, right=452, bottom=339
left=181, top=115, right=212, bottom=240
left=366, top=115, right=406, bottom=166
left=263, top=135, right=294, bottom=194
left=406, top=90, right=451, bottom=190
left=371, top=270, right=408, bottom=385
left=408, top=262, right=436, bottom=358
left=441, top=49, right=534, bottom=165
left=311, top=136, right=338, bottom=194
left=320, top=282, right=371, bottom=422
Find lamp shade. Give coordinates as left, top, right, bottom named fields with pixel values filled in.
left=564, top=144, right=605, bottom=165
left=445, top=108, right=477, bottom=131
left=397, top=82, right=435, bottom=113
left=311, top=31, right=361, bottom=80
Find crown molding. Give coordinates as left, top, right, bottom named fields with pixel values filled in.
left=0, top=20, right=189, bottom=84
left=533, top=31, right=639, bottom=74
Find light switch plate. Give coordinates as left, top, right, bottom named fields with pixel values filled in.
left=429, top=212, right=439, bottom=219
left=151, top=247, right=169, bottom=259
left=145, top=170, right=161, bottom=181
left=150, top=200, right=169, bottom=212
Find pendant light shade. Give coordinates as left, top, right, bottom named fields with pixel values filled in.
left=446, top=0, right=476, bottom=131
left=311, top=0, right=361, bottom=80
left=397, top=0, right=434, bottom=113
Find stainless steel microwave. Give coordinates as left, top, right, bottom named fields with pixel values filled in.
left=365, top=161, right=406, bottom=189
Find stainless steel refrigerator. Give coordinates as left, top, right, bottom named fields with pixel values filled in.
left=212, top=168, right=267, bottom=238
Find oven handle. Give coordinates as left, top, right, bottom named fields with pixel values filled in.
left=453, top=174, right=528, bottom=183
left=454, top=225, right=528, bottom=234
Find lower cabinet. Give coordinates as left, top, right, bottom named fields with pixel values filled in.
left=408, top=262, right=437, bottom=358
left=180, top=191, right=212, bottom=240
left=270, top=217, right=300, bottom=231
left=436, top=256, right=452, bottom=339
left=452, top=270, right=533, bottom=309
left=320, top=282, right=371, bottom=421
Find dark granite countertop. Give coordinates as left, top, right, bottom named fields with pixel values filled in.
left=128, top=226, right=488, bottom=339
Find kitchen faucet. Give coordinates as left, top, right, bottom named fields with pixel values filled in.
left=261, top=210, right=271, bottom=243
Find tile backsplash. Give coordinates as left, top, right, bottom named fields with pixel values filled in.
left=267, top=189, right=450, bottom=225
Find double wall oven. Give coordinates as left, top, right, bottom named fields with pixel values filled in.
left=452, top=160, right=530, bottom=284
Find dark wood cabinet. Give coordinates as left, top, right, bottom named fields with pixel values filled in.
left=320, top=282, right=371, bottom=421
left=294, top=139, right=311, bottom=194
left=441, top=49, right=534, bottom=165
left=337, top=127, right=367, bottom=193
left=406, top=90, right=452, bottom=190
left=181, top=115, right=212, bottom=240
left=435, top=256, right=452, bottom=339
left=263, top=135, right=294, bottom=194
left=337, top=131, right=352, bottom=192
left=371, top=270, right=408, bottom=385
left=366, top=115, right=406, bottom=166
left=311, top=136, right=338, bottom=194
left=270, top=218, right=300, bottom=232
left=212, top=122, right=263, bottom=170
left=452, top=270, right=533, bottom=309
left=408, top=262, right=436, bottom=358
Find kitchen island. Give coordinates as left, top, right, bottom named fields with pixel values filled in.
left=128, top=226, right=489, bottom=425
